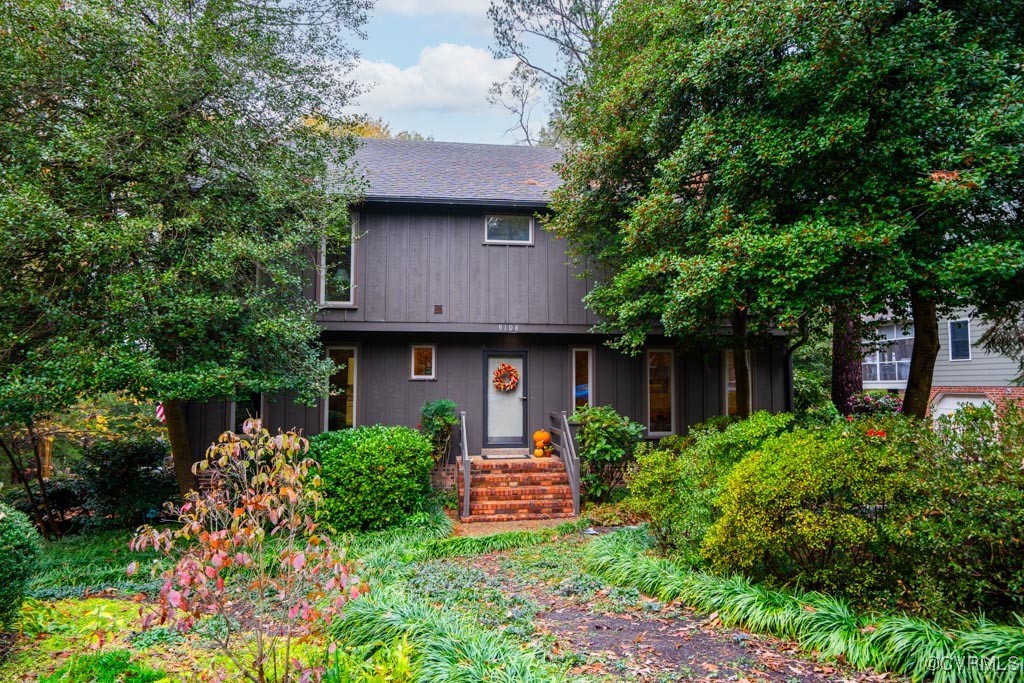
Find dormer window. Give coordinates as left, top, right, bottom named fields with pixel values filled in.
left=484, top=215, right=533, bottom=245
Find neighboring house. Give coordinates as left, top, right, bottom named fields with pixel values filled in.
left=188, top=139, right=792, bottom=520
left=862, top=311, right=1024, bottom=416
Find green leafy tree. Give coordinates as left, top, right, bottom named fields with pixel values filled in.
left=1, top=0, right=369, bottom=496
left=549, top=0, right=1024, bottom=417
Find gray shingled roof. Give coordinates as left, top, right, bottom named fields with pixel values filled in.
left=347, top=138, right=563, bottom=206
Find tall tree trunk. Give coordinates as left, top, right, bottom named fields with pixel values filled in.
left=0, top=438, right=52, bottom=540
left=164, top=399, right=198, bottom=495
left=26, top=421, right=61, bottom=538
left=903, top=288, right=939, bottom=419
left=831, top=301, right=863, bottom=415
left=732, top=308, right=751, bottom=419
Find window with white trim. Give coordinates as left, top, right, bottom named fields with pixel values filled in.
left=320, top=219, right=356, bottom=306
left=571, top=347, right=594, bottom=409
left=949, top=320, right=971, bottom=361
left=861, top=324, right=914, bottom=382
left=646, top=349, right=675, bottom=436
left=723, top=350, right=753, bottom=416
left=411, top=344, right=436, bottom=380
left=325, top=346, right=357, bottom=430
left=484, top=215, right=533, bottom=244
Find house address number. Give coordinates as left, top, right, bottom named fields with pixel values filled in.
left=497, top=324, right=520, bottom=333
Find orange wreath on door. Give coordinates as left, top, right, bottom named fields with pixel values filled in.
left=492, top=362, right=520, bottom=392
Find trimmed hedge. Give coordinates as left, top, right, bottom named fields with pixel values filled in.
left=311, top=426, right=434, bottom=532
left=0, top=501, right=42, bottom=627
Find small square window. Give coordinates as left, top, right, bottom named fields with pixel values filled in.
left=411, top=344, right=436, bottom=380
left=949, top=320, right=971, bottom=361
left=485, top=215, right=532, bottom=244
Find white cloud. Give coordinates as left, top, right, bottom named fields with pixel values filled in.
left=375, top=0, right=489, bottom=16
left=351, top=43, right=515, bottom=114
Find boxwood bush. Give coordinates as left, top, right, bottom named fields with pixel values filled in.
left=0, top=501, right=42, bottom=627
left=311, top=426, right=434, bottom=532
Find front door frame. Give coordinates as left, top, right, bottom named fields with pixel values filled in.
left=483, top=349, right=529, bottom=448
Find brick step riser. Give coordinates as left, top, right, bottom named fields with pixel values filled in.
left=471, top=485, right=571, bottom=497
left=466, top=481, right=570, bottom=491
left=460, top=512, right=576, bottom=523
left=464, top=463, right=567, bottom=473
left=469, top=508, right=575, bottom=517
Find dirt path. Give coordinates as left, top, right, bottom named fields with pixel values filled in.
left=450, top=544, right=890, bottom=683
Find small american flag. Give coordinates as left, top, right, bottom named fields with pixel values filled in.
left=155, top=402, right=166, bottom=424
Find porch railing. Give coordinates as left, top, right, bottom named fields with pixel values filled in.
left=457, top=410, right=471, bottom=519
left=549, top=411, right=581, bottom=516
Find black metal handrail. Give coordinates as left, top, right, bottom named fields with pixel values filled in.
left=458, top=411, right=471, bottom=519
left=549, top=410, right=581, bottom=515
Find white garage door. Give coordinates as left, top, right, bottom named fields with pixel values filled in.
left=931, top=393, right=993, bottom=420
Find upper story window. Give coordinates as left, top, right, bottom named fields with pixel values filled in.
left=949, top=320, right=971, bottom=361
left=484, top=215, right=533, bottom=245
left=862, top=323, right=914, bottom=382
left=320, top=219, right=356, bottom=307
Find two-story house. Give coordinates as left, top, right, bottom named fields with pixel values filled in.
left=188, top=139, right=793, bottom=520
left=862, top=311, right=1024, bottom=415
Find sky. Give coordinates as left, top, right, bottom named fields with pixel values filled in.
left=344, top=0, right=546, bottom=144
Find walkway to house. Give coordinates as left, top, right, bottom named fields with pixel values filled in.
left=431, top=529, right=893, bottom=682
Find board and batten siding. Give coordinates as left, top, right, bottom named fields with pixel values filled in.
left=932, top=313, right=1019, bottom=387
left=316, top=204, right=599, bottom=330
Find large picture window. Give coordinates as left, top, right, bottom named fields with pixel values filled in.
left=646, top=349, right=675, bottom=436
left=325, top=346, right=357, bottom=430
left=320, top=219, right=356, bottom=306
left=949, top=320, right=971, bottom=361
left=571, top=347, right=594, bottom=409
left=862, top=324, right=914, bottom=382
left=484, top=215, right=533, bottom=244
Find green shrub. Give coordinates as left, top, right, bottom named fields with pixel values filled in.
left=0, top=501, right=42, bottom=627
left=626, top=412, right=793, bottom=562
left=39, top=650, right=165, bottom=683
left=419, top=399, right=459, bottom=466
left=903, top=404, right=1024, bottom=619
left=312, top=425, right=434, bottom=532
left=1, top=475, right=86, bottom=535
left=702, top=418, right=921, bottom=602
left=75, top=438, right=177, bottom=528
left=571, top=405, right=644, bottom=503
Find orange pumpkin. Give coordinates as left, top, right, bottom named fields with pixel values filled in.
left=533, top=448, right=544, bottom=458
left=532, top=429, right=551, bottom=445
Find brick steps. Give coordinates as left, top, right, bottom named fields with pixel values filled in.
left=457, top=457, right=575, bottom=523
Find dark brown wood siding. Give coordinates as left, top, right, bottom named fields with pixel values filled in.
left=316, top=204, right=601, bottom=330
left=179, top=334, right=786, bottom=459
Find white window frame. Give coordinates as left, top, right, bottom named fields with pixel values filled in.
left=723, top=349, right=754, bottom=416
left=570, top=347, right=595, bottom=409
left=645, top=349, right=676, bottom=437
left=483, top=214, right=534, bottom=245
left=319, top=215, right=357, bottom=308
left=410, top=344, right=437, bottom=380
left=862, top=323, right=914, bottom=387
left=324, top=345, right=358, bottom=431
left=948, top=319, right=972, bottom=361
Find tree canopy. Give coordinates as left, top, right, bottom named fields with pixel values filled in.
left=1, top=0, right=369, bottom=492
left=549, top=0, right=1024, bottom=415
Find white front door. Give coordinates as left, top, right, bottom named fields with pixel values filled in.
left=485, top=352, right=527, bottom=447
